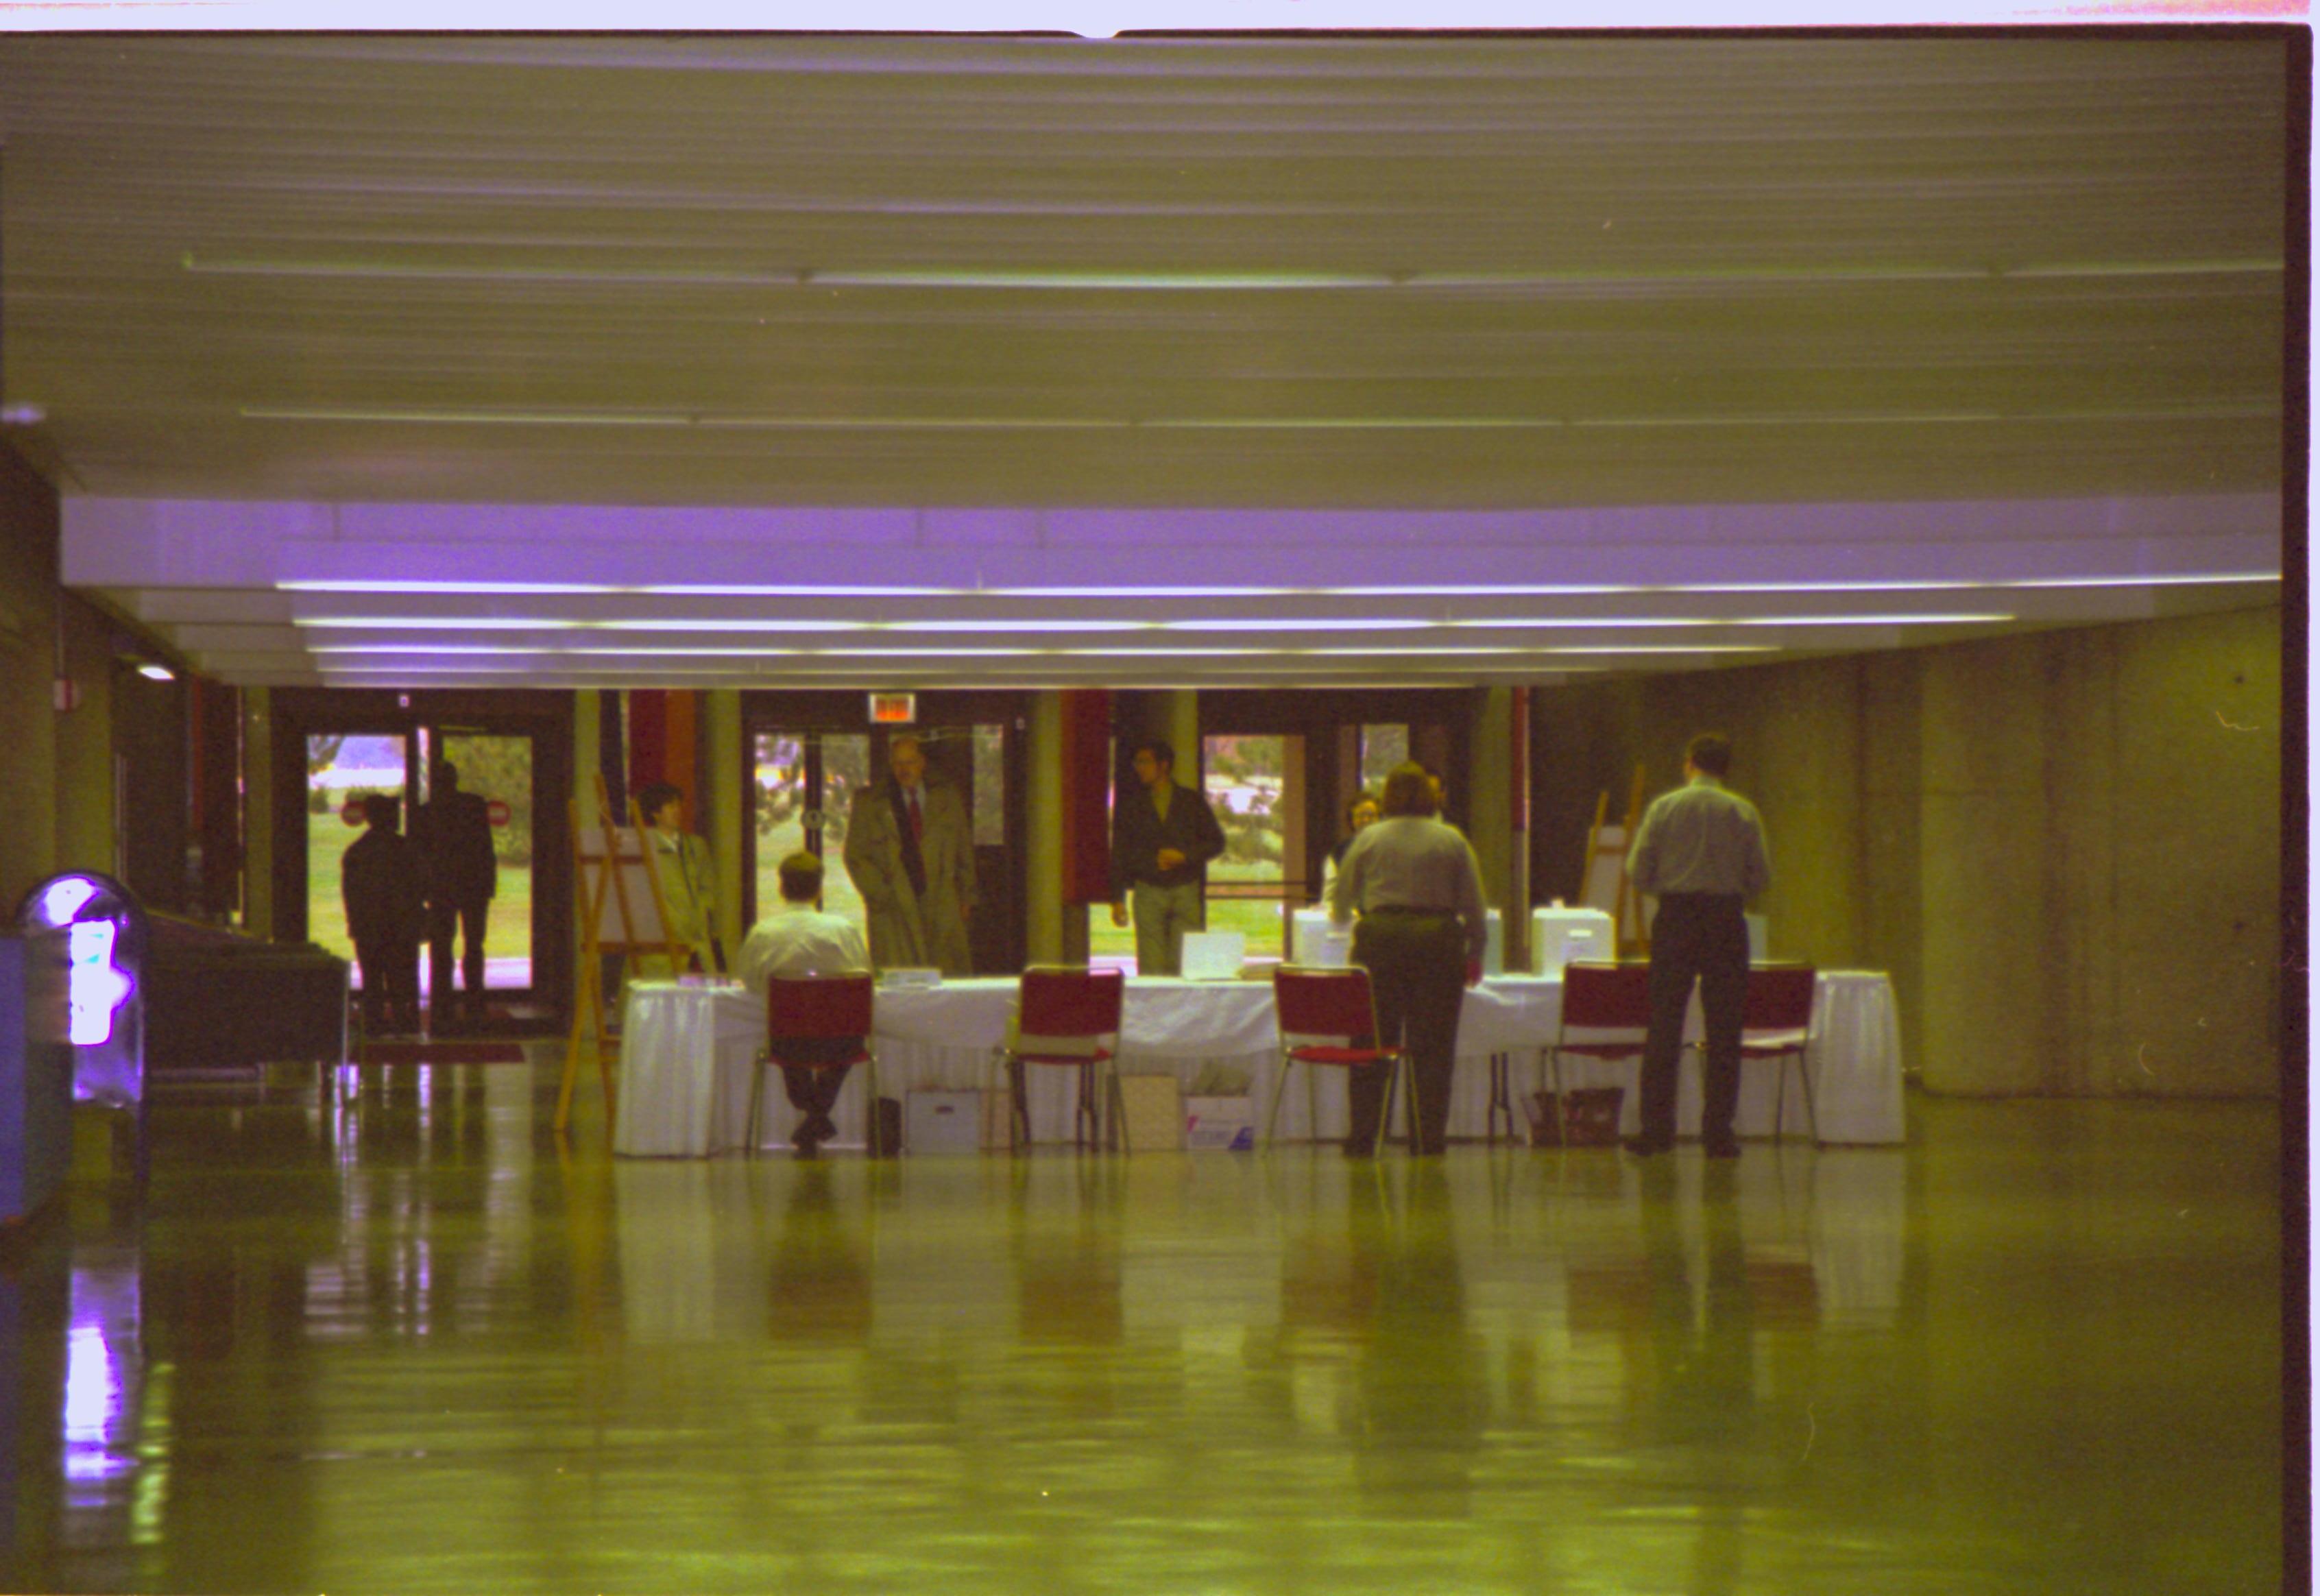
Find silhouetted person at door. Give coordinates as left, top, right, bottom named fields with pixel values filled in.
left=414, top=761, right=496, bottom=1030
left=342, top=793, right=425, bottom=1035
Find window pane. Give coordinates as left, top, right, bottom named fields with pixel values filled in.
left=1088, top=736, right=1135, bottom=969
left=1360, top=724, right=1408, bottom=792
left=437, top=734, right=533, bottom=989
left=752, top=733, right=806, bottom=921
left=971, top=723, right=1004, bottom=847
left=306, top=733, right=404, bottom=974
left=820, top=734, right=871, bottom=928
left=1203, top=734, right=1285, bottom=960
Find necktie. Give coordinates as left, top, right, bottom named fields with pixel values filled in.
left=907, top=789, right=923, bottom=843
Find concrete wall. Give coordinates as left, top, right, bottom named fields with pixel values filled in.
left=0, top=447, right=62, bottom=912
left=1531, top=605, right=2284, bottom=1098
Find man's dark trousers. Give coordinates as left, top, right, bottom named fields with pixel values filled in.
left=429, top=899, right=490, bottom=1021
left=1349, top=909, right=1466, bottom=1154
left=1637, top=893, right=1750, bottom=1147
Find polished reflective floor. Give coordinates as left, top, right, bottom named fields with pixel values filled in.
left=0, top=1058, right=2283, bottom=1594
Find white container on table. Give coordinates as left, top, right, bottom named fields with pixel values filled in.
left=1532, top=906, right=1619, bottom=976
left=1290, top=908, right=1353, bottom=967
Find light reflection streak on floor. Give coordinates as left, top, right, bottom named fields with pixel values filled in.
left=0, top=1057, right=2282, bottom=1595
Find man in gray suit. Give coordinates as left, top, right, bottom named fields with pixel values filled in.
left=843, top=734, right=976, bottom=974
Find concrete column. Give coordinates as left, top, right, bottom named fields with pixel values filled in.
left=1917, top=640, right=2051, bottom=1093
left=52, top=598, right=116, bottom=878
left=1467, top=688, right=1517, bottom=964
left=704, top=689, right=744, bottom=953
left=1026, top=691, right=1070, bottom=965
left=572, top=689, right=599, bottom=1002
left=242, top=687, right=272, bottom=938
left=1142, top=689, right=1200, bottom=775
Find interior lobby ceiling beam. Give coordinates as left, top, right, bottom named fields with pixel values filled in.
left=64, top=494, right=2280, bottom=592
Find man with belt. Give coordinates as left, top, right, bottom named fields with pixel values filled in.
left=1623, top=733, right=1773, bottom=1159
left=1327, top=762, right=1488, bottom=1156
left=1107, top=739, right=1227, bottom=977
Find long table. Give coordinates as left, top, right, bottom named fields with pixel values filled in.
left=615, top=971, right=1905, bottom=1157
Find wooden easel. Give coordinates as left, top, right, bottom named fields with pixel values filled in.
left=557, top=775, right=686, bottom=1137
left=1578, top=764, right=1650, bottom=956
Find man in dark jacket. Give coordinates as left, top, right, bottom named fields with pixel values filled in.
left=342, top=793, right=426, bottom=1035
left=413, top=761, right=497, bottom=1029
left=1107, top=739, right=1227, bottom=977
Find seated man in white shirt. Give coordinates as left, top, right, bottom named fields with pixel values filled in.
left=735, top=850, right=871, bottom=1155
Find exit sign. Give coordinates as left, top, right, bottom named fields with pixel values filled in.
left=869, top=692, right=917, bottom=725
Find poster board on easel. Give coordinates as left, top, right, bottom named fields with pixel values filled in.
left=1578, top=764, right=1649, bottom=958
left=557, top=777, right=686, bottom=1136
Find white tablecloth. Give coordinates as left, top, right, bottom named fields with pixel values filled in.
left=614, top=970, right=1906, bottom=1155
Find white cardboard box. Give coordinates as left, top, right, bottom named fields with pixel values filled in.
left=1185, top=1096, right=1255, bottom=1150
left=1180, top=931, right=1246, bottom=980
left=905, top=1089, right=983, bottom=1154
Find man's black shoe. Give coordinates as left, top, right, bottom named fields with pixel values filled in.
left=1621, top=1136, right=1672, bottom=1158
left=1702, top=1137, right=1742, bottom=1160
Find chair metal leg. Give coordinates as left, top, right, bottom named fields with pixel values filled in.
left=747, top=1050, right=768, bottom=1157
left=1797, top=1046, right=1820, bottom=1146
left=1264, top=1049, right=1294, bottom=1146
left=1486, top=1052, right=1513, bottom=1146
left=1008, top=1056, right=1031, bottom=1151
left=1074, top=1062, right=1098, bottom=1150
left=1377, top=1055, right=1406, bottom=1155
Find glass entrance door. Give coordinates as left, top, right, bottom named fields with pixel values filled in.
left=745, top=703, right=1026, bottom=974
left=418, top=729, right=536, bottom=999
left=304, top=725, right=539, bottom=1015
left=752, top=731, right=870, bottom=934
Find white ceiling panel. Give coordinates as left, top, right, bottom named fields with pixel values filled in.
left=0, top=32, right=2291, bottom=686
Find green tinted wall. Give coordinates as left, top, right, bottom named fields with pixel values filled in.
left=1532, top=605, right=2283, bottom=1098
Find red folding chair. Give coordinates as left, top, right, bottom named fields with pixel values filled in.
left=749, top=974, right=876, bottom=1154
left=1268, top=965, right=1408, bottom=1154
left=998, top=967, right=1125, bottom=1152
left=1542, top=962, right=1654, bottom=1145
left=1735, top=963, right=1819, bottom=1144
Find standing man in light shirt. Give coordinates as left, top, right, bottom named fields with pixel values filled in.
left=737, top=851, right=872, bottom=1156
left=1622, top=733, right=1773, bottom=1160
left=1328, top=762, right=1489, bottom=1157
left=845, top=733, right=976, bottom=974
left=1108, top=739, right=1228, bottom=978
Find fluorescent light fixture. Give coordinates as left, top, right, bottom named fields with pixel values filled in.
left=280, top=579, right=622, bottom=594
left=136, top=664, right=176, bottom=681
left=909, top=619, right=1152, bottom=633
left=593, top=618, right=867, bottom=632
left=1536, top=644, right=1779, bottom=655
left=636, top=584, right=956, bottom=597
left=318, top=663, right=537, bottom=675
left=987, top=587, right=1299, bottom=598
left=309, top=644, right=544, bottom=655
left=1072, top=647, right=1294, bottom=657
left=1165, top=618, right=1436, bottom=632
left=295, top=617, right=571, bottom=631
left=1445, top=613, right=2015, bottom=629
left=2007, top=572, right=2282, bottom=590
left=812, top=647, right=1043, bottom=657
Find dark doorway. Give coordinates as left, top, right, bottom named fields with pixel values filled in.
left=271, top=690, right=573, bottom=1030
left=740, top=690, right=1029, bottom=975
